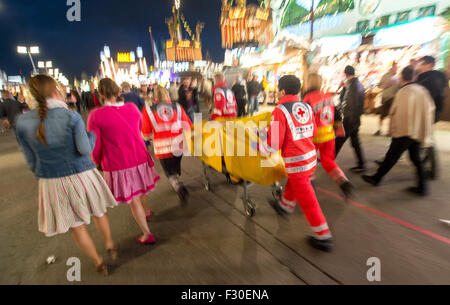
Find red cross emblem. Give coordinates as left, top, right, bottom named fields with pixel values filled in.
left=297, top=107, right=306, bottom=118
left=292, top=103, right=309, bottom=124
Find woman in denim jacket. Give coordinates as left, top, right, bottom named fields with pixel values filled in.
left=15, top=75, right=118, bottom=276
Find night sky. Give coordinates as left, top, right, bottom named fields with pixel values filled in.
left=0, top=0, right=259, bottom=79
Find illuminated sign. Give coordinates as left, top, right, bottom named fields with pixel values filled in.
left=117, top=52, right=135, bottom=63
left=166, top=40, right=173, bottom=48
left=178, top=40, right=191, bottom=48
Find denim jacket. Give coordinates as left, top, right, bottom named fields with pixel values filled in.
left=15, top=106, right=96, bottom=179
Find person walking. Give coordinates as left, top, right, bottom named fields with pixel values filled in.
left=246, top=75, right=262, bottom=116
left=168, top=81, right=179, bottom=104
left=82, top=81, right=101, bottom=111
left=303, top=73, right=354, bottom=198
left=121, top=82, right=145, bottom=111
left=362, top=66, right=435, bottom=196
left=142, top=85, right=192, bottom=204
left=178, top=77, right=198, bottom=122
left=335, top=65, right=367, bottom=173
left=232, top=76, right=247, bottom=117
left=211, top=73, right=237, bottom=120
left=202, top=78, right=213, bottom=114
left=15, top=75, right=118, bottom=275
left=261, top=75, right=334, bottom=252
left=88, top=78, right=160, bottom=245
left=416, top=55, right=448, bottom=180
left=374, top=62, right=399, bottom=136
left=0, top=90, right=28, bottom=129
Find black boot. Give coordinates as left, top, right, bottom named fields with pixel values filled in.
left=268, top=199, right=289, bottom=218
left=362, top=174, right=380, bottom=186
left=307, top=236, right=334, bottom=252
left=339, top=180, right=354, bottom=198
left=406, top=186, right=429, bottom=197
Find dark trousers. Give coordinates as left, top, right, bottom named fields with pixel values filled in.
left=422, top=145, right=439, bottom=178
left=374, top=137, right=425, bottom=189
left=335, top=120, right=365, bottom=168
left=236, top=99, right=246, bottom=117
left=160, top=156, right=182, bottom=178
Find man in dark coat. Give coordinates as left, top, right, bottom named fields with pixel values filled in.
left=335, top=65, right=367, bottom=173
left=416, top=55, right=449, bottom=179
left=232, top=77, right=247, bottom=117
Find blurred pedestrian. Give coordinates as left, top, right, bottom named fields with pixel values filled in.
left=121, top=82, right=145, bottom=111
left=168, top=81, right=179, bottom=103
left=15, top=74, right=118, bottom=275
left=232, top=76, right=247, bottom=117
left=178, top=77, right=198, bottom=122
left=82, top=81, right=101, bottom=111
left=335, top=65, right=366, bottom=173
left=247, top=75, right=262, bottom=115
left=142, top=85, right=192, bottom=204
left=374, top=62, right=399, bottom=136
left=0, top=90, right=27, bottom=129
left=211, top=72, right=237, bottom=120
left=362, top=66, right=435, bottom=196
left=88, top=78, right=160, bottom=245
left=416, top=55, right=448, bottom=180
left=304, top=73, right=354, bottom=198
left=202, top=78, right=213, bottom=114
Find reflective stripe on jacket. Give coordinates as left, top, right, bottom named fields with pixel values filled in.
left=304, top=90, right=335, bottom=144
left=266, top=95, right=317, bottom=177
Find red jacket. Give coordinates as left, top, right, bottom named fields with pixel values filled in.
left=303, top=90, right=336, bottom=144
left=211, top=81, right=237, bottom=120
left=264, top=95, right=317, bottom=178
left=142, top=101, right=192, bottom=159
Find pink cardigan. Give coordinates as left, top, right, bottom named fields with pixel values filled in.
left=87, top=103, right=152, bottom=172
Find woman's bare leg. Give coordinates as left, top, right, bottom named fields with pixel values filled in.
left=70, top=224, right=103, bottom=267
left=129, top=196, right=151, bottom=240
left=93, top=215, right=115, bottom=250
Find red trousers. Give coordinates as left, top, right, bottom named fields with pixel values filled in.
left=279, top=175, right=332, bottom=240
left=315, top=140, right=347, bottom=185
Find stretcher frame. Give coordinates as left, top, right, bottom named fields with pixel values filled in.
left=201, top=159, right=283, bottom=217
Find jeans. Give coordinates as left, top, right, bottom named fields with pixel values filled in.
left=186, top=107, right=195, bottom=123
left=248, top=96, right=259, bottom=115
left=374, top=137, right=425, bottom=189
left=335, top=119, right=365, bottom=168
left=160, top=156, right=183, bottom=177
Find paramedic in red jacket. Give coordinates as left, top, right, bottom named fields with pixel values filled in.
left=262, top=75, right=333, bottom=252
left=142, top=86, right=192, bottom=204
left=303, top=73, right=354, bottom=198
left=210, top=72, right=237, bottom=120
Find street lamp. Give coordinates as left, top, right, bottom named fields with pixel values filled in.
left=17, top=45, right=40, bottom=74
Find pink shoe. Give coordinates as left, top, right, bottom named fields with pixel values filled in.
left=146, top=208, right=152, bottom=221
left=137, top=233, right=156, bottom=245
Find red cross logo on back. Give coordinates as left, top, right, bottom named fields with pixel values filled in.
left=297, top=107, right=305, bottom=118
left=292, top=103, right=309, bottom=124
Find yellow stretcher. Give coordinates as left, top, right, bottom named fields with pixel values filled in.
left=185, top=112, right=287, bottom=217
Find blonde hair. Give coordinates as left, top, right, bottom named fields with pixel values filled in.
left=28, top=74, right=59, bottom=145
left=306, top=73, right=323, bottom=92
left=153, top=85, right=170, bottom=104
left=98, top=78, right=121, bottom=104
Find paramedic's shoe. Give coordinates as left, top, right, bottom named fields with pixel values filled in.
left=268, top=199, right=289, bottom=219
left=178, top=186, right=189, bottom=206
left=339, top=180, right=354, bottom=199
left=362, top=174, right=380, bottom=186
left=307, top=236, right=334, bottom=252
left=350, top=166, right=366, bottom=173
left=406, top=186, right=428, bottom=197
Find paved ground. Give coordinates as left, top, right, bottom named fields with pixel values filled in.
left=0, top=109, right=449, bottom=285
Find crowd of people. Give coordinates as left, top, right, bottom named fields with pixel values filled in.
left=0, top=53, right=447, bottom=275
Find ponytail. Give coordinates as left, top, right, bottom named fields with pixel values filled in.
left=28, top=75, right=58, bottom=145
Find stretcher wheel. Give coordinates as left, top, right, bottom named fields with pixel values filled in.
left=243, top=199, right=256, bottom=217
left=204, top=181, right=212, bottom=192
left=272, top=183, right=283, bottom=200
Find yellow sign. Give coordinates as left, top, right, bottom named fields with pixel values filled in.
left=178, top=40, right=191, bottom=48
left=256, top=9, right=269, bottom=21
left=117, top=52, right=133, bottom=63
left=166, top=40, right=173, bottom=48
